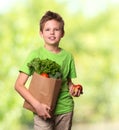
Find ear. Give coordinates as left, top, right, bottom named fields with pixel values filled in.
left=39, top=31, right=43, bottom=37
left=61, top=31, right=65, bottom=38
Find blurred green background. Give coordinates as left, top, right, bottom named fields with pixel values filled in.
left=0, top=0, right=119, bottom=130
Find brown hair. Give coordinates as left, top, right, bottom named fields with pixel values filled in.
left=40, top=11, right=64, bottom=34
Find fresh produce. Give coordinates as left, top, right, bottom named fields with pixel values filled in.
left=41, top=73, right=49, bottom=78
left=27, top=58, right=62, bottom=79
left=72, top=84, right=83, bottom=94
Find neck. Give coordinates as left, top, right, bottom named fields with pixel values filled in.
left=44, top=45, right=61, bottom=53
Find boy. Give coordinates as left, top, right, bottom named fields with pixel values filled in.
left=15, top=11, right=81, bottom=130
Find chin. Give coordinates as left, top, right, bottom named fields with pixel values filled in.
left=48, top=42, right=58, bottom=45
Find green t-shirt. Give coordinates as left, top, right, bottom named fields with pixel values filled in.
left=20, top=46, right=77, bottom=115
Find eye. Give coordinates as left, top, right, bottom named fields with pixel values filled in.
left=45, top=28, right=50, bottom=31
left=54, top=28, right=60, bottom=31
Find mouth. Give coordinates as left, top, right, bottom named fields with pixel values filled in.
left=48, top=36, right=56, bottom=40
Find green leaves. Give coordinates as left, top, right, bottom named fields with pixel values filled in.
left=27, top=58, right=62, bottom=78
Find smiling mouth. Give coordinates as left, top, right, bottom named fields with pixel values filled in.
left=49, top=36, right=56, bottom=40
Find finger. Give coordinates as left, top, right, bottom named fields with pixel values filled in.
left=47, top=106, right=51, bottom=111
left=73, top=90, right=80, bottom=97
left=46, top=111, right=51, bottom=118
left=74, top=89, right=78, bottom=96
left=45, top=108, right=51, bottom=118
left=70, top=87, right=74, bottom=95
left=77, top=90, right=80, bottom=96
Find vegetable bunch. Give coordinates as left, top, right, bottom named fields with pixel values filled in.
left=27, top=58, right=62, bottom=79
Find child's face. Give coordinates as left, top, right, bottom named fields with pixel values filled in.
left=40, top=19, right=64, bottom=46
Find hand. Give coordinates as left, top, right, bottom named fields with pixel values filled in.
left=35, top=102, right=51, bottom=120
left=69, top=84, right=82, bottom=97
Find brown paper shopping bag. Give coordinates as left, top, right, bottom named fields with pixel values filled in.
left=23, top=72, right=62, bottom=114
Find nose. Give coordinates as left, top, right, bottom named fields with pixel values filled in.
left=50, top=30, right=54, bottom=35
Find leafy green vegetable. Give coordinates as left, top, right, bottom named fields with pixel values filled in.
left=27, top=58, right=62, bottom=79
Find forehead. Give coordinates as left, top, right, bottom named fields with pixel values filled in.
left=44, top=19, right=61, bottom=28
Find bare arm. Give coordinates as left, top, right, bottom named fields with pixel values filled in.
left=14, top=72, right=51, bottom=119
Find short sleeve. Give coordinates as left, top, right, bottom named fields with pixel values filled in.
left=19, top=51, right=37, bottom=76
left=68, top=55, right=77, bottom=78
